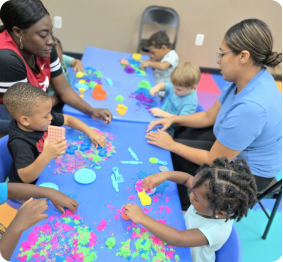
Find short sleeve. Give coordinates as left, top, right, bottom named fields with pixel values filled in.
left=62, top=54, right=75, bottom=68
left=165, top=82, right=173, bottom=95
left=179, top=104, right=197, bottom=116
left=50, top=45, right=63, bottom=78
left=0, top=49, right=27, bottom=98
left=51, top=113, right=65, bottom=126
left=217, top=102, right=267, bottom=150
left=0, top=183, right=8, bottom=205
left=162, top=51, right=178, bottom=68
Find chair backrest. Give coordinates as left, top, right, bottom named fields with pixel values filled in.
left=0, top=135, right=12, bottom=182
left=138, top=6, right=180, bottom=52
left=215, top=225, right=241, bottom=262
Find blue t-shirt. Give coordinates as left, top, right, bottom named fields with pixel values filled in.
left=0, top=183, right=8, bottom=205
left=165, top=83, right=198, bottom=136
left=214, top=68, right=282, bottom=178
left=185, top=205, right=233, bottom=262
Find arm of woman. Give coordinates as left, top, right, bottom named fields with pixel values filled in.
left=50, top=74, right=112, bottom=124
left=147, top=100, right=221, bottom=132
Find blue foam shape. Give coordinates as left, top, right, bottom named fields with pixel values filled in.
left=74, top=168, right=96, bottom=184
left=98, top=147, right=107, bottom=157
left=75, top=83, right=89, bottom=90
left=66, top=145, right=78, bottom=155
left=128, top=58, right=141, bottom=67
left=106, top=78, right=113, bottom=86
left=134, top=88, right=158, bottom=107
left=80, top=142, right=91, bottom=151
left=84, top=67, right=97, bottom=72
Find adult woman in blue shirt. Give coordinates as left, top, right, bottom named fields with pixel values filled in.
left=146, top=19, right=282, bottom=210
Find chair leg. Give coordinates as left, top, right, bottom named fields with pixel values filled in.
left=262, top=191, right=282, bottom=239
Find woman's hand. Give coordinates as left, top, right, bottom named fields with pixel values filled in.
left=88, top=131, right=106, bottom=148
left=47, top=190, right=79, bottom=214
left=91, top=108, right=113, bottom=124
left=146, top=129, right=175, bottom=150
left=147, top=118, right=174, bottom=132
left=150, top=108, right=166, bottom=118
left=142, top=173, right=167, bottom=191
left=124, top=203, right=147, bottom=224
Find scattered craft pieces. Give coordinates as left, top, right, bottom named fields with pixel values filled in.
left=135, top=179, right=156, bottom=195
left=128, top=147, right=138, bottom=161
left=76, top=71, right=85, bottom=78
left=120, top=58, right=129, bottom=66
left=138, top=190, right=152, bottom=206
left=106, top=78, right=113, bottom=86
left=111, top=174, right=119, bottom=192
left=97, top=218, right=107, bottom=231
left=17, top=210, right=98, bottom=261
left=124, top=65, right=135, bottom=74
left=159, top=166, right=169, bottom=172
left=115, top=95, right=124, bottom=102
left=113, top=167, right=124, bottom=183
left=120, top=161, right=143, bottom=164
left=134, top=88, right=157, bottom=108
left=105, top=237, right=116, bottom=249
left=149, top=157, right=167, bottom=166
left=74, top=168, right=96, bottom=184
left=116, top=104, right=128, bottom=115
left=121, top=206, right=131, bottom=220
left=132, top=53, right=142, bottom=60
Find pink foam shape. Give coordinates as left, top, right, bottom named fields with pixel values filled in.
left=128, top=195, right=137, bottom=200
left=157, top=219, right=167, bottom=225
left=166, top=250, right=175, bottom=259
left=114, top=214, right=119, bottom=220
left=142, top=207, right=152, bottom=214
left=89, top=231, right=97, bottom=246
left=97, top=218, right=107, bottom=231
left=153, top=196, right=159, bottom=203
left=166, top=197, right=169, bottom=203
left=66, top=256, right=74, bottom=262
left=159, top=206, right=164, bottom=213
left=127, top=226, right=131, bottom=231
left=164, top=206, right=172, bottom=215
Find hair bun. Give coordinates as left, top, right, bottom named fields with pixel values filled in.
left=265, top=52, right=282, bottom=68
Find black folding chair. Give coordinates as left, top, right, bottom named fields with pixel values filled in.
left=137, top=6, right=179, bottom=53
left=257, top=178, right=282, bottom=239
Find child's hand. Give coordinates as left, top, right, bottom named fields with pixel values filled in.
left=150, top=86, right=160, bottom=97
left=73, top=60, right=85, bottom=73
left=89, top=132, right=106, bottom=148
left=150, top=108, right=166, bottom=118
left=124, top=203, right=146, bottom=224
left=142, top=173, right=167, bottom=191
left=140, top=60, right=150, bottom=70
left=13, top=198, right=48, bottom=232
left=43, top=137, right=67, bottom=159
left=47, top=190, right=79, bottom=214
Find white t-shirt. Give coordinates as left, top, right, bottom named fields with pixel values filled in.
left=154, top=50, right=179, bottom=84
left=184, top=205, right=233, bottom=262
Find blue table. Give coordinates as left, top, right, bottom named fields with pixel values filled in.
left=63, top=46, right=161, bottom=123
left=11, top=119, right=191, bottom=262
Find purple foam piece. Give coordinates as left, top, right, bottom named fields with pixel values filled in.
left=197, top=92, right=220, bottom=111
left=125, top=65, right=135, bottom=74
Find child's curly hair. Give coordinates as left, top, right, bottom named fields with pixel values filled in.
left=194, top=157, right=258, bottom=222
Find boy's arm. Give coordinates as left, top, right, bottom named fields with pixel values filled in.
left=63, top=114, right=106, bottom=148
left=125, top=204, right=208, bottom=247
left=71, top=59, right=84, bottom=73
left=150, top=83, right=165, bottom=97
left=150, top=108, right=175, bottom=118
left=141, top=61, right=171, bottom=71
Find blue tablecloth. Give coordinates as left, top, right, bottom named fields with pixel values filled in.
left=11, top=119, right=191, bottom=262
left=63, top=46, right=162, bottom=123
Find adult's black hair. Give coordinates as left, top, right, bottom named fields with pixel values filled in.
left=0, top=0, right=49, bottom=33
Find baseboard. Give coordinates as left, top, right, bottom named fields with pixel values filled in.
left=63, top=52, right=83, bottom=60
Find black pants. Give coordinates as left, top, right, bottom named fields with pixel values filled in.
left=171, top=126, right=274, bottom=210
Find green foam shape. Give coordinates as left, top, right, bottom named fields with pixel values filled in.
left=115, top=95, right=124, bottom=102
left=138, top=80, right=151, bottom=90
left=106, top=237, right=116, bottom=249
left=89, top=81, right=97, bottom=89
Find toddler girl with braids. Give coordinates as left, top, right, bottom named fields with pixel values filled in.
left=124, top=157, right=257, bottom=262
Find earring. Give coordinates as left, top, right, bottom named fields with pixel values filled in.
left=215, top=215, right=218, bottom=219
left=20, top=37, right=23, bottom=49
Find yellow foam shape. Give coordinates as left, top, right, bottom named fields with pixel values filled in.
left=116, top=108, right=126, bottom=115
left=132, top=53, right=142, bottom=61
left=118, top=104, right=128, bottom=110
left=76, top=72, right=85, bottom=78
left=138, top=191, right=152, bottom=206
left=78, top=80, right=86, bottom=84
left=276, top=81, right=282, bottom=94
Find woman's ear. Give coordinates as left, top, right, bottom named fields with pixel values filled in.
left=12, top=26, right=23, bottom=39
left=239, top=50, right=250, bottom=65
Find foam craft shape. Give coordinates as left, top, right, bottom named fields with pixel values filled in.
left=78, top=80, right=86, bottom=84
left=106, top=78, right=113, bottom=86
left=128, top=147, right=138, bottom=161
left=159, top=166, right=169, bottom=172
left=111, top=174, right=119, bottom=192
left=92, top=88, right=107, bottom=100
left=138, top=80, right=151, bottom=90
left=120, top=161, right=143, bottom=164
left=138, top=190, right=152, bottom=206
left=78, top=88, right=85, bottom=97
left=115, top=95, right=124, bottom=102
left=197, top=73, right=221, bottom=94
left=75, top=83, right=89, bottom=90
left=76, top=72, right=85, bottom=78
left=117, top=104, right=128, bottom=110
left=124, top=65, right=135, bottom=74
left=121, top=206, right=130, bottom=220
left=74, top=168, right=96, bottom=184
left=120, top=58, right=129, bottom=65
left=132, top=53, right=142, bottom=60
left=113, top=167, right=124, bottom=183
left=116, top=108, right=126, bottom=115
left=95, top=84, right=103, bottom=89
left=149, top=157, right=167, bottom=166
left=47, top=126, right=66, bottom=143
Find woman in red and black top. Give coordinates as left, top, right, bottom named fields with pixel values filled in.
left=0, top=0, right=112, bottom=123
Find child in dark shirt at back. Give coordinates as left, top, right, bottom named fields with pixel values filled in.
left=3, top=82, right=106, bottom=184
